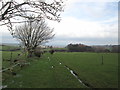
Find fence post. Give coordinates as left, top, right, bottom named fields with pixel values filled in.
left=101, top=55, right=103, bottom=65
left=10, top=52, right=13, bottom=65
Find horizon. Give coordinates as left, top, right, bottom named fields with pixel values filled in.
left=0, top=42, right=119, bottom=47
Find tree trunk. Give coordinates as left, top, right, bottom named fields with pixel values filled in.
left=27, top=50, right=33, bottom=58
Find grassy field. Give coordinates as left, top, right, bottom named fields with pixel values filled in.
left=2, top=51, right=118, bottom=88
left=0, top=45, right=20, bottom=51
left=53, top=52, right=118, bottom=88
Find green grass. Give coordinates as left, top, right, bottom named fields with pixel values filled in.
left=2, top=51, right=26, bottom=68
left=0, top=45, right=19, bottom=51
left=53, top=52, right=118, bottom=88
left=2, top=51, right=118, bottom=88
left=2, top=52, right=85, bottom=88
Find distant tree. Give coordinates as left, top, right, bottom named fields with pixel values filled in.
left=86, top=46, right=94, bottom=52
left=0, top=0, right=64, bottom=34
left=111, top=45, right=119, bottom=53
left=49, top=49, right=55, bottom=55
left=92, top=46, right=106, bottom=53
left=13, top=19, right=54, bottom=57
left=104, top=49, right=110, bottom=53
left=67, top=43, right=94, bottom=52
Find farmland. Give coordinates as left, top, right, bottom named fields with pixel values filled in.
left=2, top=46, right=118, bottom=88
left=0, top=45, right=20, bottom=51
left=1, top=0, right=119, bottom=89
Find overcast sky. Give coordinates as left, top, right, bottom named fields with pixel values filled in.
left=0, top=0, right=119, bottom=46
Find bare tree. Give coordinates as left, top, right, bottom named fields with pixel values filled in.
left=0, top=0, right=64, bottom=34
left=14, top=19, right=54, bottom=57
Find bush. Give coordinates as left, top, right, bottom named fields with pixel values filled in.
left=34, top=47, right=45, bottom=57
left=34, top=50, right=42, bottom=57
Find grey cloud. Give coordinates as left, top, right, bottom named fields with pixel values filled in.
left=47, top=35, right=118, bottom=46
left=1, top=34, right=118, bottom=46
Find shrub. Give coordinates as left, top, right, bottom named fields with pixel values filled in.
left=34, top=50, right=42, bottom=57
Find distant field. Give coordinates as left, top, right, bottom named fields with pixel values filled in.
left=2, top=51, right=118, bottom=88
left=0, top=45, right=20, bottom=51
left=41, top=47, right=68, bottom=52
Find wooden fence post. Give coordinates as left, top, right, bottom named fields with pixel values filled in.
left=10, top=52, right=13, bottom=65
left=101, top=55, right=103, bottom=65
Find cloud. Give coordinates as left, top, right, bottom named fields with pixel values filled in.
left=63, top=1, right=118, bottom=20
left=48, top=16, right=118, bottom=38
left=46, top=1, right=118, bottom=46
left=47, top=14, right=118, bottom=46
left=47, top=36, right=118, bottom=46
left=67, top=0, right=119, bottom=3
left=0, top=25, right=18, bottom=43
left=102, top=17, right=118, bottom=23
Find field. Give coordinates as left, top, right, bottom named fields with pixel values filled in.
left=2, top=48, right=118, bottom=88
left=0, top=45, right=20, bottom=51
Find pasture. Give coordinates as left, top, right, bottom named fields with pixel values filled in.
left=2, top=50, right=118, bottom=88
left=0, top=45, right=20, bottom=51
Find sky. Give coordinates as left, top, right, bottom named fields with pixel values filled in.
left=0, top=0, right=119, bottom=47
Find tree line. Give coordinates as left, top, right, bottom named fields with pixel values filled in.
left=66, top=43, right=120, bottom=53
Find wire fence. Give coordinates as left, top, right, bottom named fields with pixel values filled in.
left=0, top=63, right=20, bottom=73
